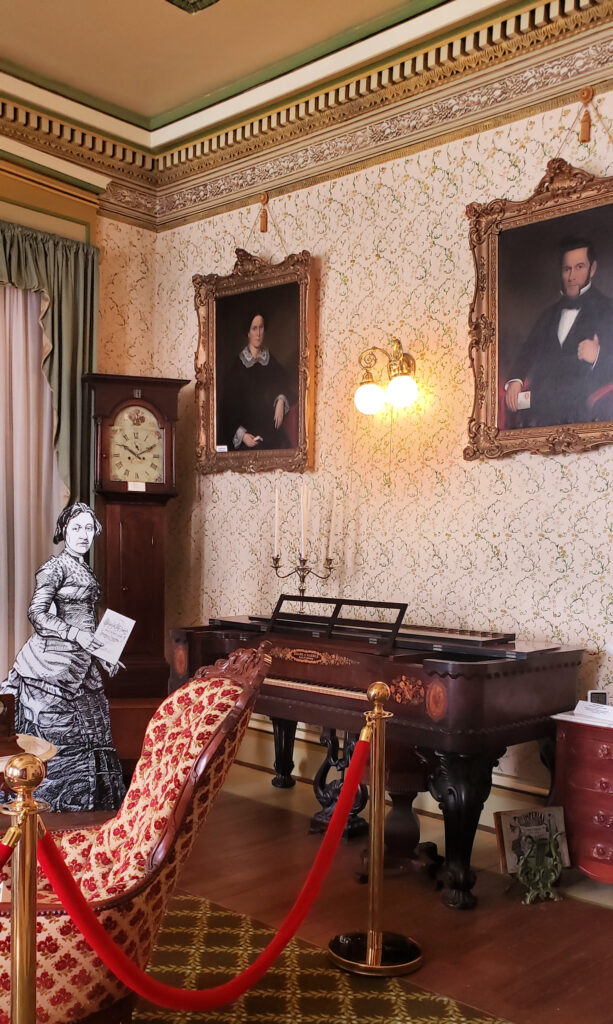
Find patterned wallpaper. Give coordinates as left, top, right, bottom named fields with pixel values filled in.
left=98, top=94, right=613, bottom=786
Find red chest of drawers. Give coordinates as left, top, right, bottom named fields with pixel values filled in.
left=555, top=718, right=613, bottom=883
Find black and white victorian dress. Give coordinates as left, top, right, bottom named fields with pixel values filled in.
left=2, top=550, right=126, bottom=812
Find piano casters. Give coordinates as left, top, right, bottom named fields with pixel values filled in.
left=329, top=682, right=423, bottom=976
left=271, top=555, right=335, bottom=612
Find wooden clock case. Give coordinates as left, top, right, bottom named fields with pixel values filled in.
left=83, top=373, right=188, bottom=768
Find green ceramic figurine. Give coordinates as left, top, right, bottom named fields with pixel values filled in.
left=516, top=832, right=564, bottom=904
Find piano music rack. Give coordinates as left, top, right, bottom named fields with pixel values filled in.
left=242, top=594, right=521, bottom=659
left=266, top=595, right=408, bottom=655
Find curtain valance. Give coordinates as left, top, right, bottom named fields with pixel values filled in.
left=0, top=220, right=98, bottom=499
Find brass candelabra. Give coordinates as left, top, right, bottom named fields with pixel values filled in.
left=271, top=554, right=335, bottom=611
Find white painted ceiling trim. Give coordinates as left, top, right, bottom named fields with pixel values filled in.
left=0, top=136, right=111, bottom=191
left=0, top=73, right=151, bottom=149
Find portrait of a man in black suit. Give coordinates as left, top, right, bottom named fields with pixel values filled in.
left=497, top=203, right=613, bottom=432
left=502, top=236, right=613, bottom=428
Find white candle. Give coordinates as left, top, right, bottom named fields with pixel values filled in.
left=274, top=485, right=280, bottom=556
left=327, top=494, right=336, bottom=560
left=300, top=481, right=309, bottom=558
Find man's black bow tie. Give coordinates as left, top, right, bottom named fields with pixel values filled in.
left=560, top=296, right=583, bottom=310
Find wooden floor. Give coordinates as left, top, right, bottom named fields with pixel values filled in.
left=176, top=769, right=613, bottom=1024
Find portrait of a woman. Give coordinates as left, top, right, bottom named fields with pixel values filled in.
left=1, top=503, right=126, bottom=812
left=223, top=312, right=293, bottom=450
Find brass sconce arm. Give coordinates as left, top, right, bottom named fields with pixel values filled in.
left=354, top=338, right=417, bottom=414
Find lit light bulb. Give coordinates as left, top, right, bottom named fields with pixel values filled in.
left=386, top=374, right=418, bottom=409
left=354, top=381, right=385, bottom=414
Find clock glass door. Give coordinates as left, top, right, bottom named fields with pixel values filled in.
left=109, top=406, right=165, bottom=484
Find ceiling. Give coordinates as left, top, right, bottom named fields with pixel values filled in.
left=0, top=0, right=456, bottom=130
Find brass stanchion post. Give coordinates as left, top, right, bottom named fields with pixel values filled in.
left=328, top=682, right=422, bottom=975
left=0, top=754, right=48, bottom=1024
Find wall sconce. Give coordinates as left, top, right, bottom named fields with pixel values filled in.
left=354, top=338, right=417, bottom=414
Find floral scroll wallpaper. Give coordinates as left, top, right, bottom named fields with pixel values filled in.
left=98, top=93, right=613, bottom=788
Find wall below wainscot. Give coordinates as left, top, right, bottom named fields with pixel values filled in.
left=97, top=90, right=613, bottom=791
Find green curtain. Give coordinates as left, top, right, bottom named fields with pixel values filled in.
left=0, top=220, right=98, bottom=501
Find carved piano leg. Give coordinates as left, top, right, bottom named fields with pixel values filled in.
left=385, top=791, right=421, bottom=861
left=539, top=732, right=556, bottom=801
left=357, top=751, right=442, bottom=882
left=428, top=750, right=502, bottom=910
left=271, top=717, right=297, bottom=788
left=309, top=730, right=369, bottom=838
left=383, top=746, right=438, bottom=872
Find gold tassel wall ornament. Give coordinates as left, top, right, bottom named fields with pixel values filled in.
left=259, top=193, right=269, bottom=233
left=579, top=87, right=594, bottom=143
left=580, top=109, right=591, bottom=143
left=243, top=191, right=288, bottom=253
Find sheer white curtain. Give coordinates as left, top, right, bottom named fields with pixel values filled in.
left=0, top=284, right=68, bottom=678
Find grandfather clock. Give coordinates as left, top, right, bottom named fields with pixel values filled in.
left=83, top=373, right=188, bottom=707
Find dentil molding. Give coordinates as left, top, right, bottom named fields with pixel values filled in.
left=0, top=0, right=611, bottom=229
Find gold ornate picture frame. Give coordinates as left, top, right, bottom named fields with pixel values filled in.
left=464, top=159, right=613, bottom=460
left=193, top=249, right=315, bottom=474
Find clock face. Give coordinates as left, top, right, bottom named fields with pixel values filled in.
left=108, top=406, right=165, bottom=484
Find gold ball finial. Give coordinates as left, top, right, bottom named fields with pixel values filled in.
left=367, top=681, right=390, bottom=707
left=4, top=754, right=46, bottom=794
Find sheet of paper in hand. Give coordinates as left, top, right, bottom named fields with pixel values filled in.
left=93, top=609, right=136, bottom=665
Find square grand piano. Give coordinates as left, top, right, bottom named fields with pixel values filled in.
left=169, top=597, right=583, bottom=909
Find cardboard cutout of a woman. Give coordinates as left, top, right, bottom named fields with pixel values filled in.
left=1, top=503, right=126, bottom=811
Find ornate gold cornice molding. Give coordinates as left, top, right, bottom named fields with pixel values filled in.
left=0, top=104, right=155, bottom=184
left=103, top=30, right=613, bottom=230
left=153, top=0, right=612, bottom=186
left=2, top=0, right=611, bottom=230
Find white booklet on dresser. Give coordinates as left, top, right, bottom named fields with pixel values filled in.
left=93, top=609, right=135, bottom=665
left=553, top=699, right=613, bottom=728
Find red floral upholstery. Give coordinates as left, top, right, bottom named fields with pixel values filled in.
left=0, top=644, right=270, bottom=1024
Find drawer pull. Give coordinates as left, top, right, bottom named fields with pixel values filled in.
left=594, top=812, right=613, bottom=827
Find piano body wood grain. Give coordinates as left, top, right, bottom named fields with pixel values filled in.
left=169, top=598, right=583, bottom=910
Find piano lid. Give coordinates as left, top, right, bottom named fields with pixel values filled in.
left=210, top=595, right=559, bottom=661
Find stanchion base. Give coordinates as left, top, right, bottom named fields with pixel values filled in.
left=328, top=930, right=423, bottom=976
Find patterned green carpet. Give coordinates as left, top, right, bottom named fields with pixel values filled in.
left=133, top=894, right=512, bottom=1024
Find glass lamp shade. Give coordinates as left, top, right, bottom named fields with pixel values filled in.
left=354, top=380, right=385, bottom=414
left=386, top=373, right=418, bottom=409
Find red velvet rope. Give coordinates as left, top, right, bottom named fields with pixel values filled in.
left=0, top=842, right=14, bottom=872
left=37, top=737, right=370, bottom=1011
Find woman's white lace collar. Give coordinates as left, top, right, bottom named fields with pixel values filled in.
left=240, top=345, right=270, bottom=368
